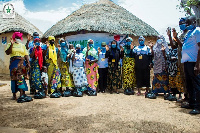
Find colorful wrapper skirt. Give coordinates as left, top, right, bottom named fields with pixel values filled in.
left=60, top=62, right=74, bottom=88
left=85, top=61, right=99, bottom=91
left=30, top=59, right=43, bottom=90
left=46, top=59, right=61, bottom=93
left=152, top=70, right=169, bottom=94
left=169, top=67, right=184, bottom=93
left=107, top=61, right=122, bottom=91
left=9, top=57, right=28, bottom=93
left=122, top=57, right=136, bottom=89
left=72, top=67, right=88, bottom=87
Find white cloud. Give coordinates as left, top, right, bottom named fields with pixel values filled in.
left=118, top=0, right=186, bottom=40
left=0, top=0, right=81, bottom=33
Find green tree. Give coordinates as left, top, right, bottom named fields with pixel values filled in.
left=179, top=0, right=200, bottom=26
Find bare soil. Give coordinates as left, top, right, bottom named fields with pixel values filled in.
left=0, top=80, right=200, bottom=133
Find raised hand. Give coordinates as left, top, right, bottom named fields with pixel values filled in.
left=98, top=47, right=101, bottom=53
left=172, top=28, right=178, bottom=38
left=130, top=44, right=134, bottom=50
left=27, top=34, right=32, bottom=41
left=148, top=40, right=154, bottom=49
left=10, top=37, right=14, bottom=44
left=57, top=44, right=61, bottom=51
left=161, top=45, right=166, bottom=52
left=120, top=45, right=124, bottom=51
left=105, top=45, right=109, bottom=51
left=45, top=41, right=49, bottom=48
left=167, top=27, right=171, bottom=37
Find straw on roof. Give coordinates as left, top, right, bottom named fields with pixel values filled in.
left=0, top=11, right=43, bottom=36
left=43, top=0, right=158, bottom=38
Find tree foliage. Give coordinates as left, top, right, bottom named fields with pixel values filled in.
left=179, top=0, right=199, bottom=15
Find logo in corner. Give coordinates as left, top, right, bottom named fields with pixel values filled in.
left=3, top=3, right=15, bottom=19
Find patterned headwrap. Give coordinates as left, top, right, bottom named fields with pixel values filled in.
left=87, top=39, right=94, bottom=44
left=12, top=32, right=23, bottom=40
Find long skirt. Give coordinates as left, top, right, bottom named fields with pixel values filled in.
left=30, top=59, right=43, bottom=90
left=46, top=59, right=61, bottom=93
left=72, top=67, right=88, bottom=87
left=152, top=70, right=169, bottom=94
left=85, top=61, right=99, bottom=91
left=122, top=57, right=136, bottom=89
left=169, top=67, right=184, bottom=93
left=107, top=62, right=122, bottom=91
left=135, top=67, right=151, bottom=88
left=60, top=62, right=74, bottom=88
left=9, top=57, right=28, bottom=93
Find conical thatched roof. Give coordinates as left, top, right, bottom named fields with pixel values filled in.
left=43, top=0, right=158, bottom=38
left=0, top=11, right=43, bottom=36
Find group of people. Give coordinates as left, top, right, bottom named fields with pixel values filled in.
left=5, top=15, right=200, bottom=114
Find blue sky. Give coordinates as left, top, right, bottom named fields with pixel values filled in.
left=0, top=0, right=186, bottom=39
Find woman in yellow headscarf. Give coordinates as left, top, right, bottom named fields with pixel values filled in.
left=43, top=36, right=61, bottom=98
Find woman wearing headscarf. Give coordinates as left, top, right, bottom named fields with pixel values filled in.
left=58, top=38, right=74, bottom=96
left=82, top=39, right=99, bottom=96
left=166, top=28, right=184, bottom=101
left=133, top=36, right=152, bottom=96
left=29, top=38, right=45, bottom=99
left=71, top=44, right=88, bottom=97
left=5, top=32, right=32, bottom=103
left=147, top=35, right=169, bottom=99
left=106, top=40, right=124, bottom=94
left=43, top=36, right=61, bottom=98
left=123, top=37, right=136, bottom=95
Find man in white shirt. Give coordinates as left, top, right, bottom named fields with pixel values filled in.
left=181, top=16, right=200, bottom=114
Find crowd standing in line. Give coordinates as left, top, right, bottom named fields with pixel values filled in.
left=5, top=15, right=200, bottom=114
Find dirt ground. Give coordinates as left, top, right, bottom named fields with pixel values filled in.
left=0, top=77, right=200, bottom=133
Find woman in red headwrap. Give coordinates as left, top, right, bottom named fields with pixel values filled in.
left=5, top=32, right=32, bottom=103
left=29, top=38, right=46, bottom=99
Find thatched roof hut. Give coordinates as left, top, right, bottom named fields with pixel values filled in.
left=0, top=11, right=43, bottom=74
left=43, top=0, right=158, bottom=38
left=0, top=11, right=43, bottom=36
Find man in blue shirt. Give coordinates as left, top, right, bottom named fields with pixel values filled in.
left=181, top=16, right=200, bottom=114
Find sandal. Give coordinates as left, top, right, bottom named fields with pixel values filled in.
left=136, top=92, right=142, bottom=96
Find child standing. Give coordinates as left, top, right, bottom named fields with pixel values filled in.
left=41, top=66, right=48, bottom=97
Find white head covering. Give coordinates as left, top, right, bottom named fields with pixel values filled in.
left=153, top=35, right=169, bottom=53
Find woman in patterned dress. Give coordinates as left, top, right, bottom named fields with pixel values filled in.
left=82, top=39, right=99, bottom=96
left=106, top=40, right=124, bottom=94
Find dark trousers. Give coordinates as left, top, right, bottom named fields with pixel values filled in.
left=98, top=68, right=108, bottom=92
left=184, top=62, right=200, bottom=109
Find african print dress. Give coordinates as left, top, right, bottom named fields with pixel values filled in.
left=46, top=45, right=61, bottom=94
left=59, top=47, right=74, bottom=88
left=29, top=47, right=43, bottom=91
left=72, top=53, right=88, bottom=88
left=6, top=43, right=29, bottom=93
left=122, top=45, right=136, bottom=89
left=106, top=49, right=123, bottom=92
left=167, top=48, right=184, bottom=93
left=83, top=47, right=99, bottom=91
left=152, top=44, right=169, bottom=94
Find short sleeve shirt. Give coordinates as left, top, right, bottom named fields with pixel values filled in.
left=98, top=52, right=108, bottom=68
left=6, top=43, right=28, bottom=57
left=181, top=27, right=200, bottom=63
